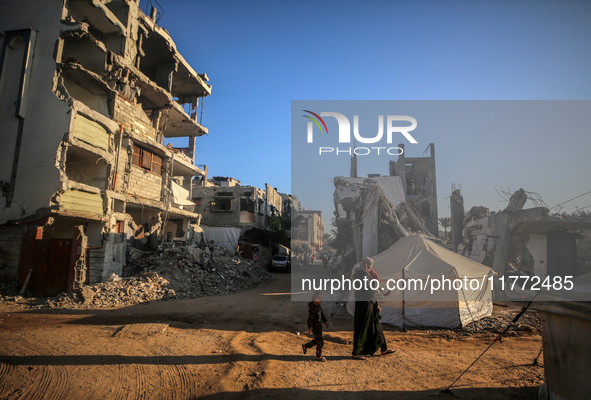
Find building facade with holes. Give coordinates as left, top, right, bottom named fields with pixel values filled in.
left=0, top=0, right=211, bottom=295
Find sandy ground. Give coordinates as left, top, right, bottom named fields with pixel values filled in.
left=0, top=267, right=544, bottom=399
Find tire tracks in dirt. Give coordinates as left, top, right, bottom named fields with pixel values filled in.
left=0, top=350, right=10, bottom=387
left=116, top=347, right=148, bottom=400
left=1, top=344, right=68, bottom=400
left=150, top=347, right=196, bottom=399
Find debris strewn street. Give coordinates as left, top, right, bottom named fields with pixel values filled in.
left=0, top=269, right=544, bottom=399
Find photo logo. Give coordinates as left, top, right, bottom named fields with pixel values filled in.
left=304, top=111, right=418, bottom=156
left=302, top=110, right=329, bottom=141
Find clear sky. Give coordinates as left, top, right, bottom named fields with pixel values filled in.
left=154, top=0, right=591, bottom=221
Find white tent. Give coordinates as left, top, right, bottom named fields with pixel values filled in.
left=347, top=234, right=494, bottom=328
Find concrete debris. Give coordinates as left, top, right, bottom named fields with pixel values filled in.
left=80, top=286, right=95, bottom=305
left=505, top=188, right=527, bottom=211
left=1, top=244, right=272, bottom=309
left=42, top=274, right=176, bottom=308
left=461, top=307, right=541, bottom=334
left=463, top=206, right=490, bottom=224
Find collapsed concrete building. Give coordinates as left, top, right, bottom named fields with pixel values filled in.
left=0, top=0, right=211, bottom=296
left=456, top=189, right=591, bottom=287
left=333, top=144, right=439, bottom=262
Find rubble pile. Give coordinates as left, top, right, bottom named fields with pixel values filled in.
left=40, top=244, right=273, bottom=308
left=124, top=244, right=273, bottom=300
left=44, top=273, right=175, bottom=308
left=462, top=307, right=541, bottom=334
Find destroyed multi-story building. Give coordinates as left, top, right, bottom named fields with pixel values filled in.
left=0, top=0, right=211, bottom=296
left=191, top=177, right=283, bottom=251
left=389, top=143, right=438, bottom=236
left=332, top=144, right=438, bottom=262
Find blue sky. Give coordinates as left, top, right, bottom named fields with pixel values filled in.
left=156, top=0, right=591, bottom=220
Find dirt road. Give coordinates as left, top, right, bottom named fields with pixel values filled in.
left=0, top=270, right=544, bottom=399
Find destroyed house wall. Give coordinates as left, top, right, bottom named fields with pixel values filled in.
left=463, top=217, right=495, bottom=265
left=193, top=187, right=241, bottom=227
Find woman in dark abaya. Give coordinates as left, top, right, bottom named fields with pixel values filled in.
left=351, top=257, right=395, bottom=360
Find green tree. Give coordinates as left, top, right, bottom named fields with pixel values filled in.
left=328, top=217, right=353, bottom=254
left=265, top=215, right=291, bottom=248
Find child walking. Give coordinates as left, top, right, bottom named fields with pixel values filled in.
left=302, top=290, right=329, bottom=362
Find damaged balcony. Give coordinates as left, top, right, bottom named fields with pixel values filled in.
left=171, top=152, right=204, bottom=177
left=110, top=59, right=208, bottom=142
left=65, top=0, right=126, bottom=55
left=63, top=145, right=110, bottom=191
left=59, top=22, right=109, bottom=74
left=58, top=63, right=115, bottom=119
left=136, top=11, right=211, bottom=99
left=164, top=100, right=208, bottom=138
left=134, top=10, right=211, bottom=139
left=129, top=59, right=209, bottom=140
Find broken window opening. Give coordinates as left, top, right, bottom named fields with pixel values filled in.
left=240, top=198, right=255, bottom=213
left=209, top=198, right=233, bottom=212
left=257, top=199, right=264, bottom=215
left=136, top=36, right=176, bottom=93
left=113, top=199, right=125, bottom=213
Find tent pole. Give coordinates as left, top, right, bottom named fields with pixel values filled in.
left=460, top=287, right=477, bottom=328
left=402, top=268, right=406, bottom=331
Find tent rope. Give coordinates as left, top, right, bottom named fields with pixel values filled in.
left=533, top=344, right=544, bottom=366
left=442, top=299, right=536, bottom=394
